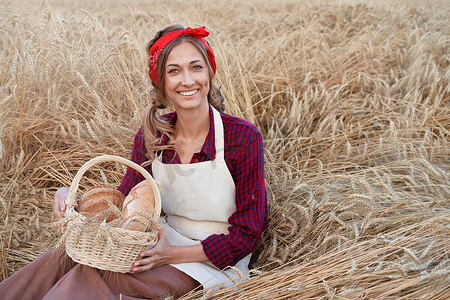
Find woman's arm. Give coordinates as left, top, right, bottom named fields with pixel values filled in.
left=118, top=127, right=150, bottom=196
left=201, top=125, right=268, bottom=269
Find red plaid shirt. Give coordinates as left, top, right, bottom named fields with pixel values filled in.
left=118, top=106, right=267, bottom=269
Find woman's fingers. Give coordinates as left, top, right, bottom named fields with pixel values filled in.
left=53, top=187, right=77, bottom=234
left=131, top=245, right=160, bottom=273
left=131, top=227, right=173, bottom=274
left=131, top=255, right=154, bottom=273
left=53, top=187, right=70, bottom=220
left=53, top=196, right=64, bottom=221
left=53, top=187, right=68, bottom=234
left=130, top=249, right=155, bottom=274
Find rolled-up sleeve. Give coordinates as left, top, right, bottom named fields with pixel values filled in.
left=118, top=127, right=150, bottom=196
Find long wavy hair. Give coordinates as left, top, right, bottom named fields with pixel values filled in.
left=141, top=25, right=225, bottom=164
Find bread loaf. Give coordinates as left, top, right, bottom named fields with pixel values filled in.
left=78, top=186, right=124, bottom=222
left=120, top=180, right=157, bottom=231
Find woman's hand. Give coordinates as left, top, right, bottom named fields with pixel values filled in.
left=53, top=187, right=78, bottom=233
left=53, top=187, right=69, bottom=221
left=131, top=226, right=174, bottom=274
left=130, top=226, right=209, bottom=274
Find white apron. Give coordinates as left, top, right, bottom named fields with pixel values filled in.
left=152, top=106, right=251, bottom=289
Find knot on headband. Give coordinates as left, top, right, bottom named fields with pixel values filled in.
left=183, top=26, right=209, bottom=38
left=148, top=26, right=216, bottom=86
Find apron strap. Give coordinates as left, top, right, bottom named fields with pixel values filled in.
left=211, top=106, right=225, bottom=161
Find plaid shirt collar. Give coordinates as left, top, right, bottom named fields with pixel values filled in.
left=160, top=105, right=216, bottom=161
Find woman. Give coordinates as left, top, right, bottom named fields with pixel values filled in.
left=0, top=24, right=267, bottom=299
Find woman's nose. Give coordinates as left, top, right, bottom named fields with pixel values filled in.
left=181, top=70, right=195, bottom=86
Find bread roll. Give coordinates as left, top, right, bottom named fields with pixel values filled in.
left=120, top=180, right=157, bottom=231
left=78, top=186, right=124, bottom=222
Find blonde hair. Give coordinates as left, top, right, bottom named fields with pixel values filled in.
left=141, top=25, right=225, bottom=164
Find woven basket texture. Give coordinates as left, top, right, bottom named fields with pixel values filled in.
left=62, top=155, right=161, bottom=273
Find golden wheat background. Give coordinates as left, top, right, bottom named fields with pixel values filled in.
left=0, top=0, right=449, bottom=298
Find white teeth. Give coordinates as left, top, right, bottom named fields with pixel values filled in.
left=179, top=90, right=198, bottom=96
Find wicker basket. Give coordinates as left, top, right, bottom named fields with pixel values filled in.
left=62, top=154, right=161, bottom=273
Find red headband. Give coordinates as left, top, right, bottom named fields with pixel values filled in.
left=148, top=26, right=216, bottom=85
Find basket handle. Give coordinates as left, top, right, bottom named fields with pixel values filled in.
left=65, top=155, right=161, bottom=220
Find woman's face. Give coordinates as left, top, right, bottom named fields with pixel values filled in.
left=164, top=41, right=210, bottom=113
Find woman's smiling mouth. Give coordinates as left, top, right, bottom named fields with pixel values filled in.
left=178, top=90, right=199, bottom=96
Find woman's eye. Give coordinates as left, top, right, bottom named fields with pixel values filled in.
left=193, top=65, right=203, bottom=70
left=167, top=69, right=178, bottom=74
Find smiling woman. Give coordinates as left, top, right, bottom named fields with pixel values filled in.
left=0, top=24, right=267, bottom=300
left=164, top=42, right=211, bottom=116
left=141, top=25, right=223, bottom=164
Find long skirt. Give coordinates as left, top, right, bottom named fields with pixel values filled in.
left=0, top=247, right=201, bottom=299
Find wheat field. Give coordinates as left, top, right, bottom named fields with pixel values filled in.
left=0, top=0, right=449, bottom=298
